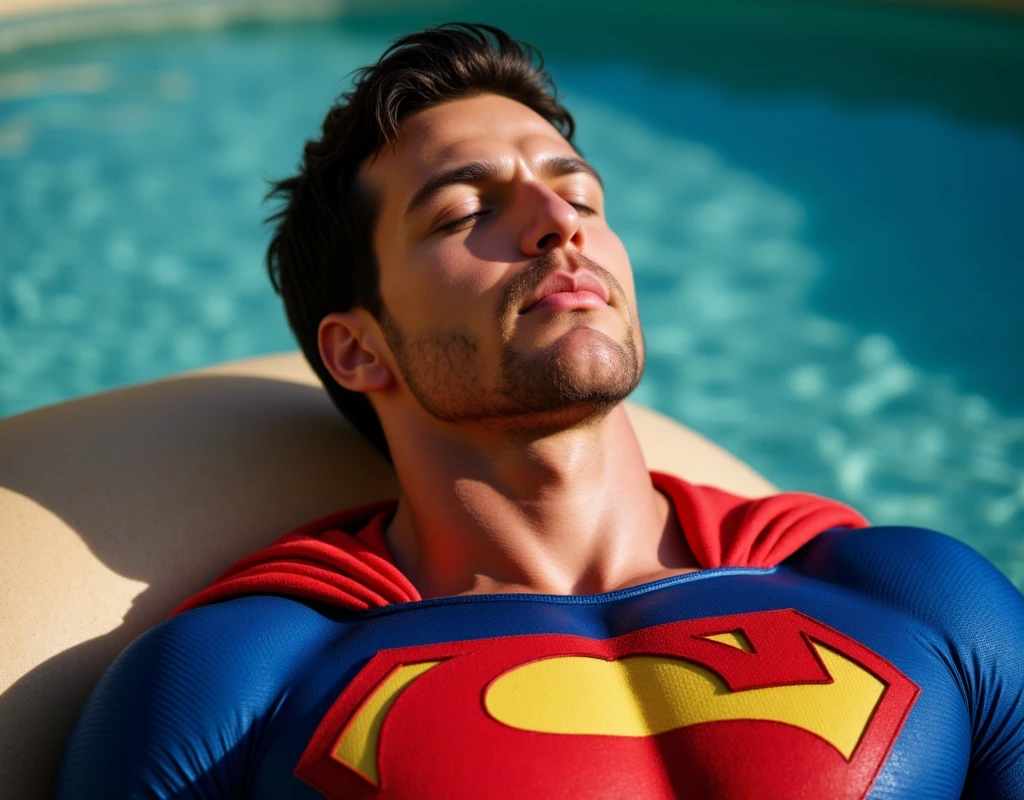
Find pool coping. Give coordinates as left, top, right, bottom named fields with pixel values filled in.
left=1, top=0, right=1021, bottom=57
left=0, top=0, right=349, bottom=55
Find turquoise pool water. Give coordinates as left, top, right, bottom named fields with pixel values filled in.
left=1, top=4, right=1022, bottom=587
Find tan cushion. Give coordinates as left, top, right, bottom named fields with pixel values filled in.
left=0, top=351, right=775, bottom=799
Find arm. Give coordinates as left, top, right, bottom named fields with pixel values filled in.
left=938, top=538, right=1024, bottom=799
left=55, top=596, right=305, bottom=799
left=794, top=526, right=1024, bottom=798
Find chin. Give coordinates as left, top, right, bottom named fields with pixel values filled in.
left=499, top=326, right=643, bottom=415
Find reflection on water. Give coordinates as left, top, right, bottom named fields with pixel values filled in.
left=572, top=96, right=1023, bottom=588
left=0, top=18, right=1020, bottom=588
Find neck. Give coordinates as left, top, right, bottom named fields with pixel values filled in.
left=383, top=404, right=698, bottom=600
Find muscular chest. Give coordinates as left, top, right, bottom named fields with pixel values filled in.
left=257, top=570, right=968, bottom=800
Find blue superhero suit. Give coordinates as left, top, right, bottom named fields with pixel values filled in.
left=56, top=475, right=1024, bottom=799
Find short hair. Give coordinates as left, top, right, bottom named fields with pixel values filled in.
left=264, top=22, right=577, bottom=461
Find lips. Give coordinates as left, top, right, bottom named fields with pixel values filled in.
left=520, top=271, right=610, bottom=314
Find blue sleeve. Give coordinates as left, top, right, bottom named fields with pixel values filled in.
left=55, top=596, right=323, bottom=800
left=794, top=526, right=1024, bottom=799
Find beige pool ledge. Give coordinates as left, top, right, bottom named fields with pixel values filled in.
left=0, top=0, right=349, bottom=55
left=2, top=0, right=1022, bottom=21
left=0, top=350, right=777, bottom=799
left=0, top=0, right=340, bottom=18
left=1, top=0, right=1021, bottom=55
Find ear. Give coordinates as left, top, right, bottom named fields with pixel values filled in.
left=318, top=310, right=394, bottom=393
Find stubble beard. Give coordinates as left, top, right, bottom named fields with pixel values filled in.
left=378, top=255, right=644, bottom=431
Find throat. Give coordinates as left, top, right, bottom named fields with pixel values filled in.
left=422, top=497, right=699, bottom=601
left=451, top=563, right=701, bottom=599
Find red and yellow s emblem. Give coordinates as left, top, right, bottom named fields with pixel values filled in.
left=295, top=609, right=919, bottom=799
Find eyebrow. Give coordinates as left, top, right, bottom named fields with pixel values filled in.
left=402, top=155, right=604, bottom=223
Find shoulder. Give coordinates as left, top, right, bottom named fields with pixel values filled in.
left=791, top=529, right=1024, bottom=798
left=788, top=525, right=1024, bottom=632
left=89, top=594, right=348, bottom=722
left=58, top=596, right=350, bottom=798
left=165, top=592, right=348, bottom=654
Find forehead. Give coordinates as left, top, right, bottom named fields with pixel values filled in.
left=362, top=93, right=578, bottom=204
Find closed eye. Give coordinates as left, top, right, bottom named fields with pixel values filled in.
left=437, top=201, right=597, bottom=235
left=437, top=209, right=492, bottom=233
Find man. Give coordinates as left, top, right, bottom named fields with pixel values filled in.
left=57, top=23, right=1023, bottom=799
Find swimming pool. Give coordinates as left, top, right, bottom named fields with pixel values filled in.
left=1, top=2, right=1022, bottom=588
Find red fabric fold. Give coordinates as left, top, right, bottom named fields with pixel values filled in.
left=651, top=472, right=869, bottom=569
left=174, top=474, right=868, bottom=616
left=172, top=500, right=420, bottom=616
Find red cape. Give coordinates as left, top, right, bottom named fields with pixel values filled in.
left=173, top=471, right=868, bottom=616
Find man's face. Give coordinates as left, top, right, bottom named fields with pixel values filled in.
left=363, top=93, right=644, bottom=430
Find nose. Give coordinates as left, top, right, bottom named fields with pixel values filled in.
left=518, top=182, right=586, bottom=257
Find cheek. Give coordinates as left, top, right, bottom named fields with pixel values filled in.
left=588, top=227, right=638, bottom=301
left=431, top=243, right=497, bottom=295
left=391, top=241, right=503, bottom=330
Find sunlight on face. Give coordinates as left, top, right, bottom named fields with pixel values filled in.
left=363, top=93, right=645, bottom=428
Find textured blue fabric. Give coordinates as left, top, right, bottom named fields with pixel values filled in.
left=55, top=526, right=1024, bottom=799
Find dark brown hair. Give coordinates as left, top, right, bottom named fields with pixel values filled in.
left=264, top=23, right=576, bottom=461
